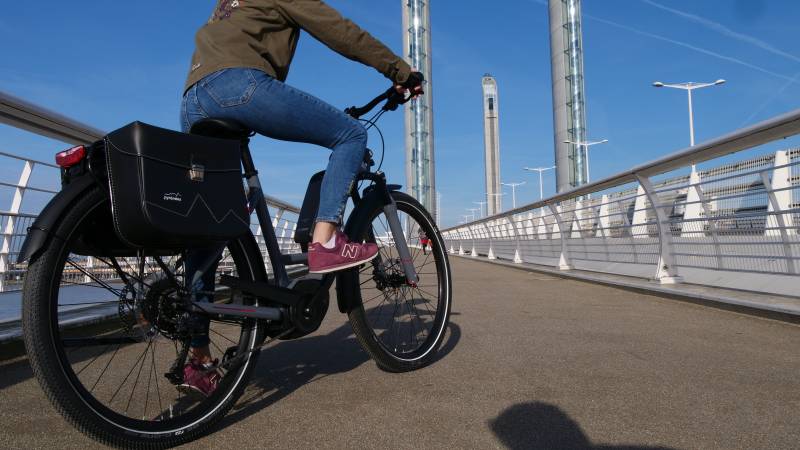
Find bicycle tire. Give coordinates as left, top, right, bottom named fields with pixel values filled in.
left=22, top=185, right=265, bottom=448
left=338, top=191, right=452, bottom=372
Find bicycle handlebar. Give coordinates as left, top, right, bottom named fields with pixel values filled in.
left=345, top=86, right=419, bottom=119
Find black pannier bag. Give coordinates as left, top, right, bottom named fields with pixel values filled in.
left=104, top=121, right=250, bottom=248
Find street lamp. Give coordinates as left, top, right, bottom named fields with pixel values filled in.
left=466, top=208, right=479, bottom=222
left=523, top=166, right=556, bottom=199
left=563, top=139, right=608, bottom=183
left=500, top=181, right=526, bottom=209
left=653, top=79, right=726, bottom=171
left=473, top=201, right=487, bottom=218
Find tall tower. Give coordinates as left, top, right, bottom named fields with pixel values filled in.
left=403, top=0, right=436, bottom=221
left=482, top=74, right=502, bottom=216
left=548, top=0, right=589, bottom=193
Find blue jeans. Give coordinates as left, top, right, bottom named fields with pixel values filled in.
left=180, top=67, right=368, bottom=223
left=180, top=68, right=368, bottom=347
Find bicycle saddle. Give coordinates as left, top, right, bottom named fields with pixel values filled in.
left=190, top=118, right=252, bottom=140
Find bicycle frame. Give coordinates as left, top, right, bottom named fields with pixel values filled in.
left=186, top=140, right=420, bottom=324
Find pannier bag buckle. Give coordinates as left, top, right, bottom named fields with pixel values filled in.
left=189, top=163, right=205, bottom=182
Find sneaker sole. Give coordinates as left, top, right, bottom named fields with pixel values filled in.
left=308, top=252, right=379, bottom=274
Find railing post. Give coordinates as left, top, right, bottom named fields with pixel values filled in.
left=615, top=199, right=640, bottom=264
left=595, top=195, right=610, bottom=238
left=511, top=215, right=523, bottom=264
left=547, top=204, right=573, bottom=270
left=272, top=207, right=285, bottom=229
left=570, top=200, right=583, bottom=239
left=0, top=160, right=34, bottom=292
left=688, top=174, right=724, bottom=270
left=595, top=195, right=611, bottom=261
left=760, top=158, right=796, bottom=274
left=537, top=208, right=547, bottom=239
left=681, top=168, right=707, bottom=237
left=764, top=150, right=795, bottom=236
left=468, top=226, right=477, bottom=257
left=636, top=174, right=683, bottom=284
left=631, top=184, right=648, bottom=239
left=487, top=221, right=497, bottom=260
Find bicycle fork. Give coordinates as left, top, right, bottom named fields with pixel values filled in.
left=362, top=171, right=419, bottom=286
left=382, top=201, right=419, bottom=286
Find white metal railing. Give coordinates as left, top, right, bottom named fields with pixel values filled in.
left=442, top=109, right=800, bottom=297
left=0, top=90, right=301, bottom=293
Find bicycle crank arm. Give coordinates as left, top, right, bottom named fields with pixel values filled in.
left=190, top=302, right=283, bottom=321
left=383, top=202, right=419, bottom=286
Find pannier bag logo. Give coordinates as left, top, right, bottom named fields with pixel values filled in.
left=163, top=192, right=183, bottom=202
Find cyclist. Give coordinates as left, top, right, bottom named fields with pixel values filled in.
left=178, top=0, right=424, bottom=395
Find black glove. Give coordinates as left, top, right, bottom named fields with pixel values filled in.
left=402, top=71, right=425, bottom=89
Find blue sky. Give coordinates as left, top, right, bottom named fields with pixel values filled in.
left=2, top=0, right=800, bottom=226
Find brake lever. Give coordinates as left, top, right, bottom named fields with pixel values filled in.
left=383, top=88, right=423, bottom=112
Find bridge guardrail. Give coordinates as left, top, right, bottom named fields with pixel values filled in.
left=0, top=89, right=301, bottom=293
left=442, top=109, right=800, bottom=297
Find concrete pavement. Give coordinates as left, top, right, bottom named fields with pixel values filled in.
left=0, top=257, right=798, bottom=449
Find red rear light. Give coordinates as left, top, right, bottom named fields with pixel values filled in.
left=55, top=145, right=86, bottom=168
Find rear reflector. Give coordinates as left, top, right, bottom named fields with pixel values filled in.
left=55, top=146, right=86, bottom=168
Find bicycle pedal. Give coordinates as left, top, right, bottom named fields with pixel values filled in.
left=280, top=253, right=308, bottom=265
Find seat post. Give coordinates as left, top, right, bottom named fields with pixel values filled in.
left=240, top=138, right=259, bottom=178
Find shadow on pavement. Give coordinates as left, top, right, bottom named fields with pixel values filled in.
left=0, top=356, right=34, bottom=390
left=218, top=319, right=461, bottom=430
left=489, top=402, right=675, bottom=450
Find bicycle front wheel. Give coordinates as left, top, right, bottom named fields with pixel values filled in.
left=22, top=186, right=265, bottom=448
left=338, top=191, right=452, bottom=372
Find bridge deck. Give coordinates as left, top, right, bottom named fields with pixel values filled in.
left=0, top=257, right=798, bottom=449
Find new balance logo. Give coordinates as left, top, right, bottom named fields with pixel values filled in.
left=341, top=243, right=359, bottom=259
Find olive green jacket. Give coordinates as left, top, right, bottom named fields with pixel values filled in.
left=185, top=0, right=412, bottom=91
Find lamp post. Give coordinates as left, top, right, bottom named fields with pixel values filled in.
left=653, top=79, right=726, bottom=170
left=473, top=201, right=487, bottom=218
left=523, top=166, right=556, bottom=199
left=562, top=139, right=608, bottom=183
left=500, top=182, right=526, bottom=209
left=466, top=208, right=479, bottom=222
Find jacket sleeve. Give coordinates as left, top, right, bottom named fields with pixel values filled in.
left=274, top=0, right=412, bottom=83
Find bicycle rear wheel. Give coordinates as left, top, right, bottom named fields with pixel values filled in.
left=22, top=186, right=265, bottom=448
left=338, top=191, right=452, bottom=372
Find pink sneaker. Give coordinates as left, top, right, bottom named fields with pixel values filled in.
left=177, top=359, right=221, bottom=397
left=308, top=230, right=379, bottom=274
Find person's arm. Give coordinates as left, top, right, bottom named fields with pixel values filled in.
left=274, top=0, right=412, bottom=84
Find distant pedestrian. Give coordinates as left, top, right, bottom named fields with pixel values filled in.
left=419, top=230, right=431, bottom=255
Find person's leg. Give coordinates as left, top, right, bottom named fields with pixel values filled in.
left=180, top=86, right=216, bottom=365
left=193, top=68, right=369, bottom=242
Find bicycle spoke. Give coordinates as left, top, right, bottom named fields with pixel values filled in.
left=109, top=341, right=153, bottom=403
left=125, top=342, right=150, bottom=413
left=75, top=344, right=112, bottom=376
left=66, top=259, right=123, bottom=296
left=91, top=345, right=121, bottom=393
left=209, top=327, right=237, bottom=345
left=149, top=340, right=163, bottom=418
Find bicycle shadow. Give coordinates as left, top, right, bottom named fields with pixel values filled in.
left=217, top=318, right=461, bottom=430
left=489, top=402, right=675, bottom=450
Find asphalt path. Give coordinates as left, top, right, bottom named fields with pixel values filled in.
left=0, top=257, right=798, bottom=449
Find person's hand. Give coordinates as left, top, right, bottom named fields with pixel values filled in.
left=395, top=71, right=425, bottom=99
